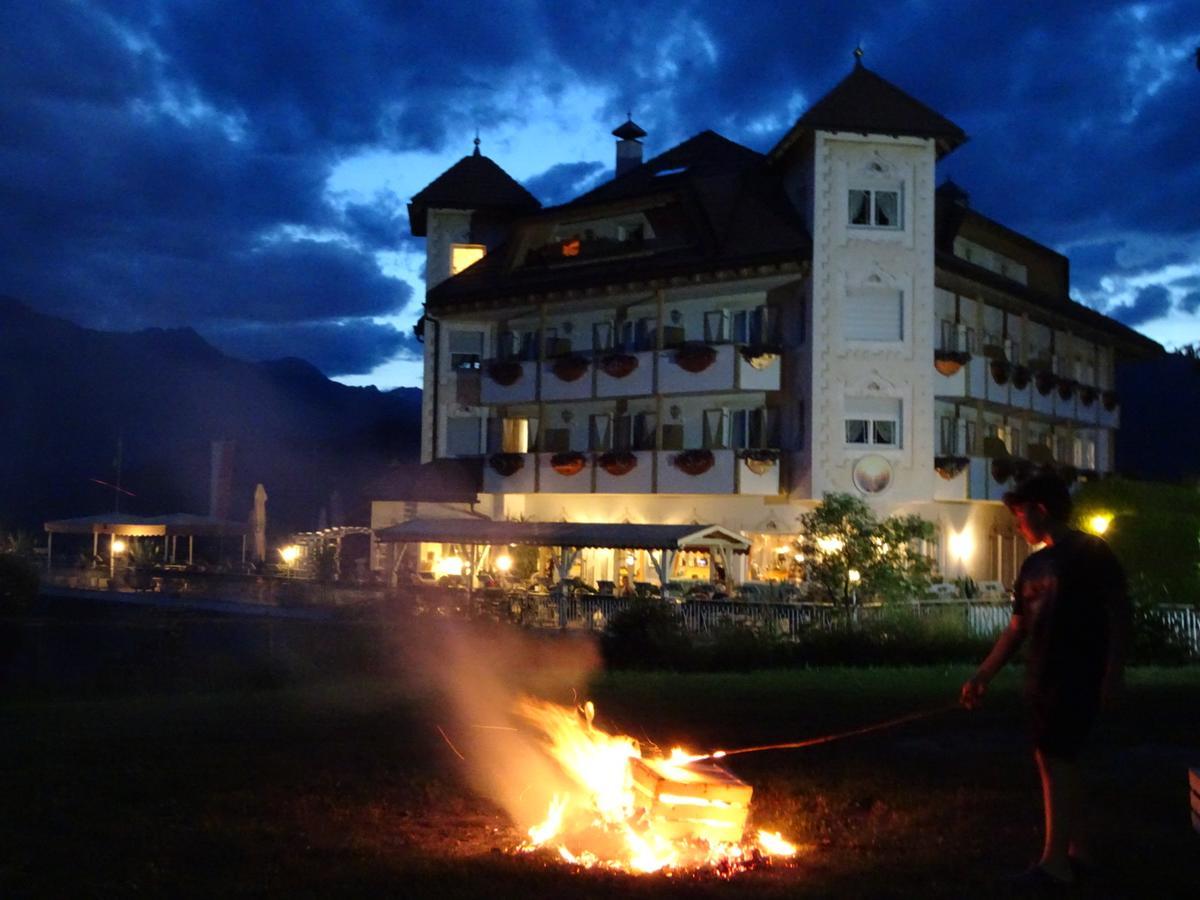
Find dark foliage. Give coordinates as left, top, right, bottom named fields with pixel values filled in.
left=600, top=600, right=692, bottom=670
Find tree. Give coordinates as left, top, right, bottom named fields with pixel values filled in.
left=796, top=493, right=936, bottom=606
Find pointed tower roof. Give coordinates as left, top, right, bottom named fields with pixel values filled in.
left=408, top=144, right=540, bottom=237
left=612, top=117, right=647, bottom=141
left=770, top=58, right=967, bottom=161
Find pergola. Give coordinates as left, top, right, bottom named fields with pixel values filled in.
left=44, top=512, right=251, bottom=569
left=374, top=518, right=752, bottom=606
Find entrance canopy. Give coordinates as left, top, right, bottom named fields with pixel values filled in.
left=45, top=512, right=250, bottom=538
left=374, top=518, right=750, bottom=553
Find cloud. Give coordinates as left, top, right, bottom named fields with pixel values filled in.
left=1180, top=291, right=1200, bottom=315
left=524, top=161, right=607, bottom=206
left=203, top=319, right=418, bottom=377
left=1109, top=284, right=1172, bottom=326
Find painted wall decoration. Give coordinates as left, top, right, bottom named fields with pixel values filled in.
left=852, top=454, right=893, bottom=494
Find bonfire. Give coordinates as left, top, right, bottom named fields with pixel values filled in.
left=513, top=697, right=799, bottom=874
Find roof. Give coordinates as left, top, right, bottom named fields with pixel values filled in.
left=426, top=131, right=810, bottom=311
left=770, top=62, right=967, bottom=161
left=45, top=513, right=250, bottom=537
left=612, top=118, right=647, bottom=140
left=408, top=150, right=540, bottom=237
left=368, top=458, right=482, bottom=503
left=374, top=519, right=752, bottom=552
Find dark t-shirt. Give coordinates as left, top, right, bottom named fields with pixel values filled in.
left=1012, top=530, right=1128, bottom=705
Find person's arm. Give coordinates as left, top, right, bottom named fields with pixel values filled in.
left=960, top=615, right=1025, bottom=709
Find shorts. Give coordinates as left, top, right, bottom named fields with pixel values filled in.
left=1030, top=693, right=1100, bottom=760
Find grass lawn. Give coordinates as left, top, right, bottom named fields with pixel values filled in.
left=1, top=662, right=1198, bottom=898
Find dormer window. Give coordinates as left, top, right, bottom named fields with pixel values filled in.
left=450, top=243, right=486, bottom=276
left=848, top=188, right=901, bottom=229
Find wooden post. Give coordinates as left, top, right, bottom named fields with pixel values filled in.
left=188, top=535, right=194, bottom=566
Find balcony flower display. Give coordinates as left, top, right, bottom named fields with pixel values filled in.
left=1078, top=385, right=1098, bottom=406
left=673, top=448, right=715, bottom=476
left=738, top=448, right=780, bottom=476
left=1035, top=370, right=1057, bottom=396
left=933, top=349, right=971, bottom=376
left=674, top=342, right=717, bottom=374
left=1010, top=364, right=1031, bottom=390
left=550, top=451, right=587, bottom=477
left=934, top=455, right=970, bottom=480
left=991, top=458, right=1014, bottom=484
left=488, top=452, right=525, bottom=477
left=597, top=450, right=637, bottom=476
left=739, top=344, right=782, bottom=370
left=487, top=359, right=523, bottom=387
left=1102, top=389, right=1118, bottom=411
left=989, top=359, right=1011, bottom=385
left=551, top=353, right=589, bottom=383
left=1056, top=378, right=1076, bottom=400
left=600, top=352, right=638, bottom=379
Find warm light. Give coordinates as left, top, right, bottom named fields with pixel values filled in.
left=847, top=569, right=861, bottom=584
left=816, top=535, right=844, bottom=554
left=279, top=545, right=301, bottom=564
left=774, top=546, right=789, bottom=556
left=111, top=539, right=127, bottom=555
left=434, top=555, right=464, bottom=578
left=495, top=553, right=514, bottom=573
left=561, top=238, right=581, bottom=257
left=793, top=553, right=805, bottom=563
left=948, top=530, right=975, bottom=561
left=450, top=243, right=485, bottom=275
left=1086, top=513, right=1113, bottom=536
left=624, top=553, right=637, bottom=567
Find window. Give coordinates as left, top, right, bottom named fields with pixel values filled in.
left=588, top=414, right=612, bottom=451
left=704, top=310, right=730, bottom=344
left=702, top=409, right=728, bottom=449
left=613, top=414, right=632, bottom=451
left=732, top=305, right=776, bottom=345
left=731, top=408, right=778, bottom=449
left=501, top=418, right=530, bottom=454
left=592, top=322, right=614, bottom=352
left=450, top=243, right=486, bottom=276
left=844, top=397, right=901, bottom=448
left=448, top=331, right=483, bottom=370
left=633, top=412, right=657, bottom=450
left=446, top=417, right=482, bottom=457
left=848, top=188, right=901, bottom=228
left=844, top=288, right=903, bottom=342
left=939, top=416, right=956, bottom=455
left=965, top=421, right=978, bottom=455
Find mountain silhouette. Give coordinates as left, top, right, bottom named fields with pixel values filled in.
left=0, top=297, right=421, bottom=537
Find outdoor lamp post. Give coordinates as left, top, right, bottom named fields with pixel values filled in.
left=279, top=544, right=301, bottom=576
left=110, top=537, right=127, bottom=580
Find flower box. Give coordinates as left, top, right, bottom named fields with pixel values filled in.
left=551, top=353, right=589, bottom=383
left=934, top=455, right=970, bottom=480
left=1102, top=389, right=1118, bottom=411
left=598, top=450, right=638, bottom=476
left=487, top=359, right=523, bottom=387
left=674, top=343, right=717, bottom=374
left=739, top=344, right=782, bottom=370
left=989, top=360, right=1011, bottom=385
left=488, top=453, right=525, bottom=477
left=1010, top=365, right=1031, bottom=390
left=1078, top=385, right=1098, bottom=406
left=738, top=448, right=779, bottom=476
left=1056, top=378, right=1076, bottom=400
left=674, top=448, right=715, bottom=476
left=934, top=349, right=971, bottom=376
left=1035, top=371, right=1056, bottom=396
left=550, top=451, right=587, bottom=477
left=600, top=353, right=639, bottom=379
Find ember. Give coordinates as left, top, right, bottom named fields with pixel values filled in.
left=514, top=697, right=798, bottom=874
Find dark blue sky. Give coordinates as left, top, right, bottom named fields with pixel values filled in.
left=2, top=1, right=1197, bottom=386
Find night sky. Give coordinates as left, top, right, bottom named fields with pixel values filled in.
left=3, top=2, right=1197, bottom=389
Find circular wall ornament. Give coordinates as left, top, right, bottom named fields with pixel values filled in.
left=852, top=455, right=893, bottom=495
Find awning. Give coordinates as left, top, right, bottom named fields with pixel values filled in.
left=373, top=519, right=751, bottom=553
left=45, top=512, right=250, bottom=538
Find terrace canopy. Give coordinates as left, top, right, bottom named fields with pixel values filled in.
left=375, top=518, right=751, bottom=593
left=44, top=512, right=251, bottom=567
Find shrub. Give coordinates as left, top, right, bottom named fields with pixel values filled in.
left=601, top=600, right=691, bottom=670
left=1128, top=575, right=1196, bottom=664
left=0, top=553, right=39, bottom=615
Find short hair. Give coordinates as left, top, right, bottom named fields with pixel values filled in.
left=1002, top=472, right=1072, bottom=522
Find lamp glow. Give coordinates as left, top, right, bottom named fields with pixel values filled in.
left=279, top=545, right=301, bottom=564
left=624, top=553, right=637, bottom=567
left=948, top=530, right=975, bottom=561
left=495, top=553, right=513, bottom=573
left=1086, top=513, right=1113, bottom=536
left=434, top=555, right=464, bottom=578
left=848, top=569, right=861, bottom=584
left=111, top=539, right=127, bottom=555
left=816, top=535, right=844, bottom=554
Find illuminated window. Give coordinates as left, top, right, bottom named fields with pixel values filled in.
left=450, top=243, right=486, bottom=276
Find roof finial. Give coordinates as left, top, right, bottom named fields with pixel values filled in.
left=853, top=45, right=864, bottom=67
left=473, top=128, right=481, bottom=157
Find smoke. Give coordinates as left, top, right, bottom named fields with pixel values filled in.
left=396, top=619, right=602, bottom=830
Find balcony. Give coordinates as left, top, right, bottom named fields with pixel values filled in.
left=540, top=355, right=592, bottom=402
left=656, top=448, right=736, bottom=494
left=482, top=452, right=536, bottom=494
left=594, top=450, right=654, bottom=493
left=658, top=343, right=780, bottom=395
left=480, top=359, right=537, bottom=404
left=538, top=452, right=592, bottom=493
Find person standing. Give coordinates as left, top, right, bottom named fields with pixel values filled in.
left=960, top=473, right=1130, bottom=887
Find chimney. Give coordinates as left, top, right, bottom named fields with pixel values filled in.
left=612, top=116, right=647, bottom=178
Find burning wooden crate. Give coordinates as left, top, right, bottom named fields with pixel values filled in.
left=630, top=756, right=753, bottom=844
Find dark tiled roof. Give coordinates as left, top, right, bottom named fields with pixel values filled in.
left=426, top=131, right=810, bottom=311
left=612, top=118, right=647, bottom=140
left=771, top=63, right=967, bottom=160
left=408, top=152, right=540, bottom=236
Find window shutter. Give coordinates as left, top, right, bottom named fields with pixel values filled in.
left=844, top=289, right=903, bottom=342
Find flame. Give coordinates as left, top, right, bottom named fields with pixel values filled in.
left=513, top=696, right=800, bottom=874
